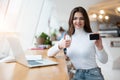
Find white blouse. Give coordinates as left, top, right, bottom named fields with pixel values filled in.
left=47, top=28, right=108, bottom=69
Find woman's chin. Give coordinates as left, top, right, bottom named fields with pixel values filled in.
left=75, top=27, right=82, bottom=29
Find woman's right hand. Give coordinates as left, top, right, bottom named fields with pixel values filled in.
left=58, top=35, right=71, bottom=49
left=58, top=39, right=71, bottom=49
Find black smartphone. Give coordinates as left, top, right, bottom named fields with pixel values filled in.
left=89, top=34, right=99, bottom=40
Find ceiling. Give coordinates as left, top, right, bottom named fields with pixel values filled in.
left=88, top=0, right=120, bottom=16
left=51, top=0, right=105, bottom=23
left=88, top=0, right=120, bottom=24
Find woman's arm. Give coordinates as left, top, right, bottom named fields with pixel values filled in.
left=95, top=48, right=108, bottom=64
left=47, top=39, right=65, bottom=57
left=47, top=37, right=71, bottom=57
left=47, top=43, right=61, bottom=57
left=95, top=37, right=108, bottom=63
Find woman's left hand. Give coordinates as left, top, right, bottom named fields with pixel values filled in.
left=95, top=36, right=103, bottom=50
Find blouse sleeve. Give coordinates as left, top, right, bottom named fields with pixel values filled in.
left=47, top=39, right=63, bottom=57
left=95, top=47, right=108, bottom=64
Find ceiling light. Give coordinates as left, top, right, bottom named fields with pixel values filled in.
left=98, top=15, right=103, bottom=19
left=115, top=7, right=120, bottom=16
left=105, top=15, right=109, bottom=20
left=99, top=10, right=105, bottom=14
left=116, top=7, right=120, bottom=12
left=92, top=14, right=97, bottom=18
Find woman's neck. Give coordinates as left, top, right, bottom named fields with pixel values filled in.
left=74, top=28, right=85, bottom=35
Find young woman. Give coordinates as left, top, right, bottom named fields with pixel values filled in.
left=47, top=6, right=108, bottom=80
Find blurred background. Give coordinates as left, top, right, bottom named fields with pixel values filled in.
left=0, top=1, right=120, bottom=79
left=0, top=0, right=120, bottom=49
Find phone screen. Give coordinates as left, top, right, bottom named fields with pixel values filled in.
left=89, top=34, right=99, bottom=40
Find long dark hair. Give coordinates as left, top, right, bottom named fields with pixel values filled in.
left=67, top=6, right=92, bottom=36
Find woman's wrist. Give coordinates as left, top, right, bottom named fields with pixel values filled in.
left=98, top=47, right=103, bottom=50
left=97, top=45, right=103, bottom=50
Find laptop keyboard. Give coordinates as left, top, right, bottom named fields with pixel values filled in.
left=27, top=60, right=42, bottom=65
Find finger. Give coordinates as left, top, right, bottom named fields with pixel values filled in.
left=65, top=34, right=71, bottom=40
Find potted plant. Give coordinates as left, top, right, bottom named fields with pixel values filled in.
left=35, top=32, right=52, bottom=48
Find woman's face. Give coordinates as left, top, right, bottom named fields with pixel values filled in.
left=73, top=12, right=85, bottom=29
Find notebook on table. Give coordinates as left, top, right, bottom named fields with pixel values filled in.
left=7, top=36, right=58, bottom=68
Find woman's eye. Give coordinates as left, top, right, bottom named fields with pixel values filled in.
left=73, top=17, right=84, bottom=20
left=73, top=17, right=77, bottom=20
left=80, top=17, right=84, bottom=20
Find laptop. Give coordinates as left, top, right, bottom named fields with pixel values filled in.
left=7, top=36, right=58, bottom=68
